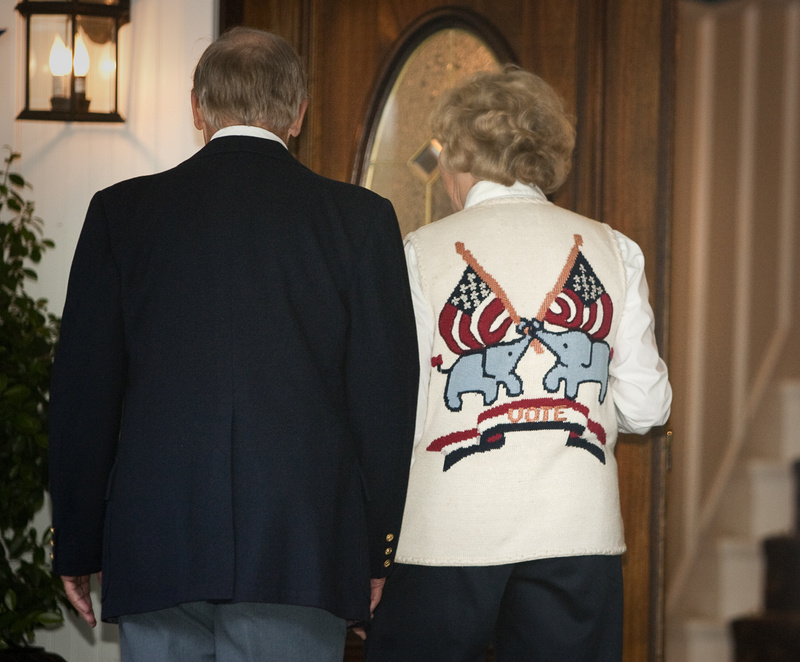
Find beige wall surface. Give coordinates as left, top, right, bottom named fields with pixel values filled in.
left=667, top=0, right=800, bottom=640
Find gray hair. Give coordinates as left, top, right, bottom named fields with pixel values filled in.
left=192, top=27, right=307, bottom=134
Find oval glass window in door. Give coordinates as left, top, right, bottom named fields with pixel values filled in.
left=362, top=28, right=502, bottom=237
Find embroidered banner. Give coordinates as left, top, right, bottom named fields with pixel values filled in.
left=426, top=397, right=608, bottom=471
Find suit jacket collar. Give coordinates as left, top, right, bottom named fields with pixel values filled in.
left=191, top=135, right=298, bottom=167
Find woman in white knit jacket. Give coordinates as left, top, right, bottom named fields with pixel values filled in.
left=365, top=66, right=671, bottom=662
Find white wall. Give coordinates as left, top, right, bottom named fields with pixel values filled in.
left=666, top=0, right=800, bottom=653
left=2, top=0, right=216, bottom=658
left=1, top=0, right=216, bottom=316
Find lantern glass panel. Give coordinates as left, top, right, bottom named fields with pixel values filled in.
left=75, top=15, right=118, bottom=113
left=28, top=15, right=72, bottom=112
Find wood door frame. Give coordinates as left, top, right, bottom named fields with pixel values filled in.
left=598, top=2, right=675, bottom=658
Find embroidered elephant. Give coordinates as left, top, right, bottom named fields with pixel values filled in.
left=437, top=324, right=531, bottom=412
left=528, top=319, right=611, bottom=403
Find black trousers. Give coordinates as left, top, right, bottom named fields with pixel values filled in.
left=364, top=555, right=623, bottom=662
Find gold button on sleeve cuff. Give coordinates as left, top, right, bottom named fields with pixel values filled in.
left=385, top=533, right=394, bottom=542
left=385, top=547, right=393, bottom=555
left=384, top=559, right=391, bottom=568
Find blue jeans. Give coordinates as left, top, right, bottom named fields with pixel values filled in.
left=119, top=601, right=346, bottom=662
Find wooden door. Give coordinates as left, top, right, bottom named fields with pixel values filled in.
left=221, top=2, right=675, bottom=660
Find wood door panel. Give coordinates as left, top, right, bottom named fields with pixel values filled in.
left=223, top=2, right=674, bottom=659
left=601, top=2, right=675, bottom=659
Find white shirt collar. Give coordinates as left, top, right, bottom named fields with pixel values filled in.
left=211, top=125, right=287, bottom=149
left=464, top=180, right=547, bottom=209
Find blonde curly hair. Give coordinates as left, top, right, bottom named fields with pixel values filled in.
left=431, top=65, right=575, bottom=194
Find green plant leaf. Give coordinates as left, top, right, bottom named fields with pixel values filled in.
left=15, top=412, right=42, bottom=435
left=1, top=146, right=65, bottom=648
left=3, top=590, right=17, bottom=612
left=36, top=611, right=63, bottom=626
left=3, top=384, right=32, bottom=402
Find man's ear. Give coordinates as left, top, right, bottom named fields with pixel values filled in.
left=191, top=91, right=215, bottom=144
left=191, top=91, right=208, bottom=133
left=287, top=99, right=308, bottom=138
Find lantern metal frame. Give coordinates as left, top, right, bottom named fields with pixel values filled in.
left=15, top=1, right=130, bottom=122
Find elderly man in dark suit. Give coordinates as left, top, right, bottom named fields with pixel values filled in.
left=48, top=27, right=418, bottom=661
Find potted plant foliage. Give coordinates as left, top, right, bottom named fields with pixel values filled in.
left=0, top=147, right=68, bottom=659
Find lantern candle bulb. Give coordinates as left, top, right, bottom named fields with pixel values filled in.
left=73, top=32, right=90, bottom=111
left=48, top=34, right=71, bottom=111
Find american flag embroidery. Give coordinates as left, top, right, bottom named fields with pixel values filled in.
left=438, top=265, right=513, bottom=355
left=544, top=251, right=613, bottom=341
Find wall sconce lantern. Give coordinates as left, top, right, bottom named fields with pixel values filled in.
left=16, top=1, right=130, bottom=122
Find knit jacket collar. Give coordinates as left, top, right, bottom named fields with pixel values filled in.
left=464, top=180, right=547, bottom=209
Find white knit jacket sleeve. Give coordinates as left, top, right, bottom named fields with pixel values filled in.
left=610, top=229, right=672, bottom=434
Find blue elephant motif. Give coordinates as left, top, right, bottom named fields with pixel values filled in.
left=437, top=323, right=531, bottom=412
left=528, top=319, right=610, bottom=403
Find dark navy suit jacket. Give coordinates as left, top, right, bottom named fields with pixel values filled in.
left=48, top=136, right=419, bottom=622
